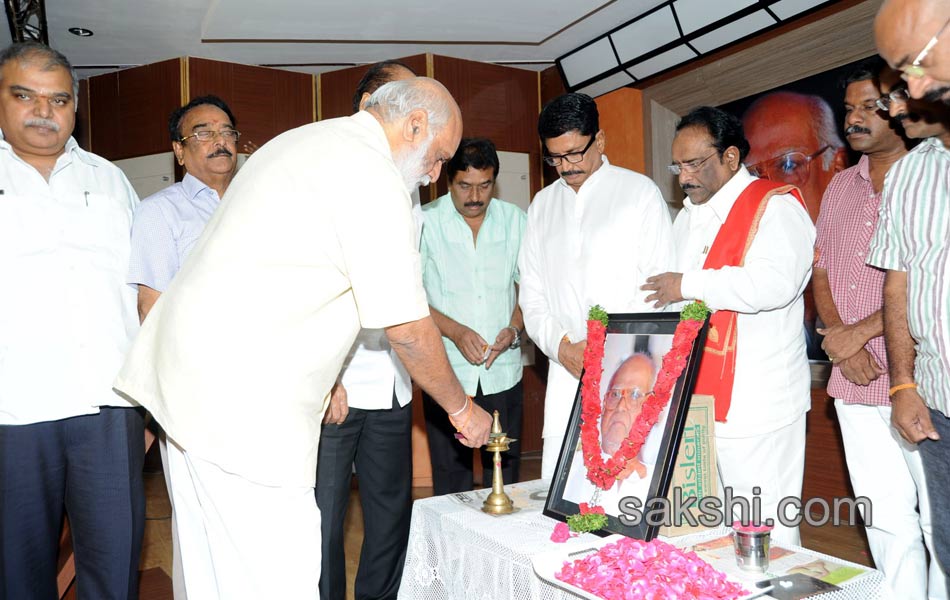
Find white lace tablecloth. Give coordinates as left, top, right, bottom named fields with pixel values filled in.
left=398, top=479, right=887, bottom=600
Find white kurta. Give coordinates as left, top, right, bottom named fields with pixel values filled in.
left=673, top=167, right=814, bottom=438
left=338, top=195, right=424, bottom=410
left=518, top=156, right=675, bottom=467
left=113, top=111, right=429, bottom=488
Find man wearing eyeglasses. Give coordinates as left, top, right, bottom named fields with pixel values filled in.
left=869, top=68, right=950, bottom=590
left=742, top=91, right=847, bottom=225
left=518, top=92, right=675, bottom=480
left=811, top=60, right=943, bottom=600
left=642, top=106, right=814, bottom=546
left=876, top=0, right=950, bottom=105
left=126, top=94, right=242, bottom=599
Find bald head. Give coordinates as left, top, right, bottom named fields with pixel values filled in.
left=743, top=91, right=846, bottom=221
left=876, top=0, right=950, bottom=103
left=601, top=354, right=656, bottom=455
left=364, top=77, right=463, bottom=190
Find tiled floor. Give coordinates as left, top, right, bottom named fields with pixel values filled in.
left=130, top=448, right=872, bottom=599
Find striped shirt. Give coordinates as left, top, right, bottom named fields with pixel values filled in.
left=867, top=137, right=950, bottom=416
left=815, top=155, right=889, bottom=406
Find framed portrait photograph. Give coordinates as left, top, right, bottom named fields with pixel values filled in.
left=544, top=311, right=708, bottom=541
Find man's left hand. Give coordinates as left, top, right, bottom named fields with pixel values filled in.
left=642, top=272, right=684, bottom=309
left=817, top=323, right=867, bottom=363
left=485, top=328, right=516, bottom=369
left=323, top=382, right=349, bottom=425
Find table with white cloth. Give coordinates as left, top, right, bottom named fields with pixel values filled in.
left=398, top=479, right=886, bottom=600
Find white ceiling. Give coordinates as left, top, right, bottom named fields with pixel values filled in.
left=1, top=0, right=671, bottom=79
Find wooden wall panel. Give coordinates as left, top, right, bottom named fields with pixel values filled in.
left=642, top=0, right=880, bottom=116
left=595, top=88, right=645, bottom=175
left=540, top=65, right=566, bottom=107
left=74, top=79, right=90, bottom=152
left=188, top=57, right=314, bottom=149
left=88, top=71, right=120, bottom=159
left=432, top=55, right=541, bottom=199
left=87, top=60, right=181, bottom=161
left=319, top=54, right=428, bottom=121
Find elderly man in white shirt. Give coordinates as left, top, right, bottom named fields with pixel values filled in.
left=0, top=42, right=143, bottom=598
left=114, top=78, right=492, bottom=600
left=518, top=92, right=675, bottom=480
left=642, top=106, right=814, bottom=546
left=316, top=60, right=422, bottom=600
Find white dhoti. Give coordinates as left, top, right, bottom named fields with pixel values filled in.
left=165, top=440, right=322, bottom=600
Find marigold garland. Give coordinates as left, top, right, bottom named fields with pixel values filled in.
left=580, top=302, right=709, bottom=491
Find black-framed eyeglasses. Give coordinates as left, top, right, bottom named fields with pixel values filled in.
left=747, top=145, right=830, bottom=185
left=179, top=129, right=241, bottom=144
left=876, top=87, right=910, bottom=111
left=668, top=151, right=719, bottom=175
left=543, top=135, right=595, bottom=167
left=901, top=16, right=950, bottom=80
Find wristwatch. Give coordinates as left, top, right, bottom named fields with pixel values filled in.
left=507, top=326, right=522, bottom=350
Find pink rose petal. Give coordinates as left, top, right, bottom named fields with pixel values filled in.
left=555, top=538, right=747, bottom=599
left=551, top=522, right=571, bottom=543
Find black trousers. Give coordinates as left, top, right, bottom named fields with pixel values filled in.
left=0, top=406, right=145, bottom=600
left=316, top=392, right=412, bottom=600
left=423, top=381, right=523, bottom=496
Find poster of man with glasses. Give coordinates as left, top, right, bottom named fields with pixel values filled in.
left=720, top=58, right=876, bottom=363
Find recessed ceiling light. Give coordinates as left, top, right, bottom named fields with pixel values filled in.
left=68, top=27, right=94, bottom=37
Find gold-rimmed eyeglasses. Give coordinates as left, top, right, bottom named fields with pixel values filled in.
left=900, top=16, right=950, bottom=80
left=668, top=151, right=718, bottom=175
left=747, top=145, right=830, bottom=185
left=179, top=129, right=241, bottom=144
left=876, top=87, right=910, bottom=111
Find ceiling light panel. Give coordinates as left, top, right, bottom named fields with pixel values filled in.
left=690, top=10, right=777, bottom=54
left=576, top=71, right=637, bottom=98
left=560, top=38, right=620, bottom=88
left=673, top=0, right=758, bottom=34
left=770, top=0, right=829, bottom=20
left=628, top=44, right=697, bottom=80
left=610, top=6, right=681, bottom=63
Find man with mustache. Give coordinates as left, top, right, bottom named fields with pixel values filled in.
left=519, top=92, right=675, bottom=480
left=127, top=94, right=241, bottom=599
left=114, top=77, right=492, bottom=599
left=812, top=60, right=943, bottom=599
left=0, top=42, right=144, bottom=597
left=420, top=137, right=526, bottom=494
left=642, top=106, right=814, bottom=546
left=875, top=0, right=950, bottom=105
left=869, top=70, right=950, bottom=589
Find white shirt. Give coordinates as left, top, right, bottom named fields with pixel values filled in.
left=339, top=193, right=423, bottom=410
left=0, top=134, right=139, bottom=425
left=674, top=167, right=814, bottom=438
left=518, top=156, right=675, bottom=441
left=113, top=112, right=429, bottom=487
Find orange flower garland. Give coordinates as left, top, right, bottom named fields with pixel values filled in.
left=580, top=302, right=709, bottom=490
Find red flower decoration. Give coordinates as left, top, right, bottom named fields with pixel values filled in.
left=579, top=304, right=707, bottom=490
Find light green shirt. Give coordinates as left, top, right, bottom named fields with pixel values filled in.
left=421, top=194, right=526, bottom=396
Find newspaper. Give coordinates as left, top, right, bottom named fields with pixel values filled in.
left=681, top=534, right=870, bottom=587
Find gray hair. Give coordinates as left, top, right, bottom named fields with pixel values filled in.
left=364, top=77, right=452, bottom=133
left=806, top=94, right=845, bottom=169
left=744, top=91, right=844, bottom=169
left=0, top=42, right=80, bottom=110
